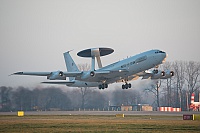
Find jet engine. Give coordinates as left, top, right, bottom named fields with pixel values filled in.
left=90, top=71, right=95, bottom=77
left=151, top=71, right=165, bottom=79
left=161, top=71, right=174, bottom=79
left=47, top=71, right=66, bottom=80
left=81, top=71, right=95, bottom=80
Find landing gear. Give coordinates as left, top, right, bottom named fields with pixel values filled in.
left=98, top=83, right=108, bottom=90
left=122, top=83, right=131, bottom=89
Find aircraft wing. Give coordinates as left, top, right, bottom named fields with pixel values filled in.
left=136, top=71, right=152, bottom=79
left=11, top=71, right=82, bottom=77
left=12, top=72, right=51, bottom=76
left=89, top=69, right=129, bottom=82
left=96, top=69, right=128, bottom=76
left=63, top=72, right=82, bottom=77
left=12, top=69, right=127, bottom=78
left=136, top=70, right=166, bottom=79
left=12, top=71, right=82, bottom=77
left=12, top=71, right=82, bottom=80
left=110, top=69, right=129, bottom=73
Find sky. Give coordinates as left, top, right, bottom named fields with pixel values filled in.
left=0, top=0, right=200, bottom=88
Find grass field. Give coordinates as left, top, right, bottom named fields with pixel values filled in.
left=0, top=115, right=200, bottom=132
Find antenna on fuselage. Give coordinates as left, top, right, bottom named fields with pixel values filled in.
left=77, top=47, right=114, bottom=70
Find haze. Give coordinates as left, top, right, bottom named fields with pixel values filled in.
left=0, top=0, right=200, bottom=87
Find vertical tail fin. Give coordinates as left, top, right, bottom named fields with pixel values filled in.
left=63, top=51, right=79, bottom=81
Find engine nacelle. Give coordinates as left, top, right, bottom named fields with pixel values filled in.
left=90, top=71, right=95, bottom=77
left=161, top=71, right=174, bottom=79
left=81, top=71, right=95, bottom=80
left=47, top=71, right=66, bottom=80
left=151, top=71, right=165, bottom=79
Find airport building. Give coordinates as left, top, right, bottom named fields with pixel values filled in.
left=109, top=104, right=153, bottom=111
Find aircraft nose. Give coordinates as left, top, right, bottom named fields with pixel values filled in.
left=163, top=52, right=167, bottom=58
left=162, top=52, right=167, bottom=63
left=159, top=50, right=166, bottom=58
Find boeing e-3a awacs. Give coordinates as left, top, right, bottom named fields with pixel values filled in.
left=12, top=47, right=174, bottom=89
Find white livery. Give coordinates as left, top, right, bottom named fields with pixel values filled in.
left=13, top=48, right=174, bottom=89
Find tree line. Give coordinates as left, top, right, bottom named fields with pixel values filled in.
left=0, top=86, right=143, bottom=112
left=0, top=60, right=199, bottom=112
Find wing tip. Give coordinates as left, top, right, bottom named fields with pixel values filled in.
left=41, top=82, right=46, bottom=84
left=12, top=72, right=24, bottom=75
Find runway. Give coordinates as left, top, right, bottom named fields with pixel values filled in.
left=1, top=111, right=200, bottom=116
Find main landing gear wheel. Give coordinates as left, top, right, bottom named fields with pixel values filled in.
left=98, top=83, right=108, bottom=90
left=122, top=83, right=131, bottom=89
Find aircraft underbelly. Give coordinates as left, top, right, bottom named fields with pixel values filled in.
left=69, top=81, right=99, bottom=87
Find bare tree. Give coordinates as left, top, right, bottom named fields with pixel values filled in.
left=144, top=80, right=161, bottom=107
left=185, top=61, right=200, bottom=102
left=161, top=62, right=174, bottom=106
left=67, top=89, right=82, bottom=109
left=77, top=63, right=91, bottom=109
left=80, top=87, right=87, bottom=109
left=112, top=88, right=142, bottom=106
left=12, top=87, right=32, bottom=111
left=86, top=90, right=107, bottom=109
left=0, top=86, right=12, bottom=111
left=172, top=61, right=185, bottom=108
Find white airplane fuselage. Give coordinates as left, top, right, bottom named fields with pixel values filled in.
left=68, top=50, right=166, bottom=87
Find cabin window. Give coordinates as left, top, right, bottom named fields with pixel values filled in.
left=121, top=64, right=126, bottom=68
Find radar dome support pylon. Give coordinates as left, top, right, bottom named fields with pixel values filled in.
left=77, top=47, right=114, bottom=70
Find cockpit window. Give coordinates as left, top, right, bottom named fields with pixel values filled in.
left=155, top=50, right=165, bottom=54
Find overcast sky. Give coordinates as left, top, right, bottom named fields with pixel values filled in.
left=1, top=0, right=200, bottom=88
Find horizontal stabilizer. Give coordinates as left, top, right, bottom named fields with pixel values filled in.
left=41, top=81, right=75, bottom=86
